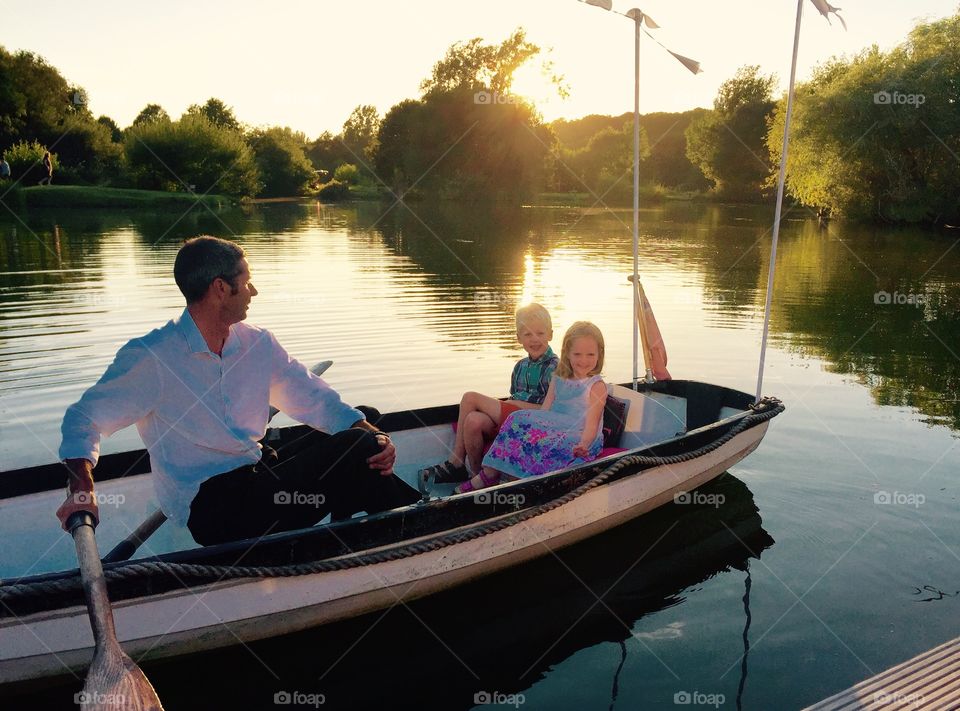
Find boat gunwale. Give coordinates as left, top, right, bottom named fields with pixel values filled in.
left=0, top=379, right=755, bottom=499
left=0, top=380, right=773, bottom=603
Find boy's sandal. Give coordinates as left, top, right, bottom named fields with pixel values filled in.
left=419, top=460, right=469, bottom=485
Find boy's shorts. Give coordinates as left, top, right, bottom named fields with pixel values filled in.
left=499, top=400, right=523, bottom=422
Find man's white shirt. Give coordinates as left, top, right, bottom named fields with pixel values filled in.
left=59, top=309, right=363, bottom=525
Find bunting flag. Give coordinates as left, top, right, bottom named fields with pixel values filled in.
left=667, top=50, right=703, bottom=76
left=625, top=9, right=659, bottom=29
left=808, top=0, right=847, bottom=30
left=640, top=28, right=702, bottom=74
left=579, top=1, right=702, bottom=75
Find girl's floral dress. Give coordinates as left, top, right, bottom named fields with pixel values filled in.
left=482, top=375, right=605, bottom=479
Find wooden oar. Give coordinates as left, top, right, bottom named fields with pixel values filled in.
left=102, top=509, right=168, bottom=565
left=102, top=359, right=335, bottom=564
left=67, top=511, right=163, bottom=710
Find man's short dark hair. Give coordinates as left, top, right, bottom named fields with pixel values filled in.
left=174, top=236, right=245, bottom=304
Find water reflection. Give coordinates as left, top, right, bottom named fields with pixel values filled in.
left=1, top=199, right=959, bottom=473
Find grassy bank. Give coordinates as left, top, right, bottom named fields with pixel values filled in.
left=536, top=188, right=708, bottom=207
left=4, top=185, right=234, bottom=210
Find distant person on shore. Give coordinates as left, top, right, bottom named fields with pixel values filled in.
left=0, top=154, right=10, bottom=180
left=38, top=151, right=53, bottom=185
left=419, top=303, right=558, bottom=484
left=56, top=235, right=421, bottom=545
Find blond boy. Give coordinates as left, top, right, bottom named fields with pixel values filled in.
left=421, top=303, right=558, bottom=483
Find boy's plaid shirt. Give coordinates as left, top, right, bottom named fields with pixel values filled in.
left=510, top=347, right=558, bottom=404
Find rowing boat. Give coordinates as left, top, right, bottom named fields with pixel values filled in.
left=0, top=378, right=782, bottom=687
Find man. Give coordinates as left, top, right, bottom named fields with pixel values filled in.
left=0, top=154, right=10, bottom=179
left=57, top=236, right=420, bottom=545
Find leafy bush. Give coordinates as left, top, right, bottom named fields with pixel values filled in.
left=316, top=180, right=349, bottom=201
left=333, top=163, right=360, bottom=185
left=125, top=115, right=260, bottom=196
left=248, top=127, right=315, bottom=197
left=4, top=140, right=53, bottom=184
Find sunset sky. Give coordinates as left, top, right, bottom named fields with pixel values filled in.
left=5, top=0, right=957, bottom=136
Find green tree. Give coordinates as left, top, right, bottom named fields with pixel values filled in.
left=419, top=28, right=565, bottom=98
left=184, top=98, right=241, bottom=132
left=373, top=29, right=559, bottom=201
left=306, top=130, right=352, bottom=174
left=341, top=105, right=380, bottom=167
left=685, top=65, right=777, bottom=200
left=333, top=163, right=360, bottom=185
left=567, top=123, right=650, bottom=198
left=373, top=100, right=424, bottom=195
left=767, top=12, right=960, bottom=223
left=125, top=115, right=259, bottom=195
left=53, top=113, right=123, bottom=183
left=248, top=126, right=314, bottom=197
left=131, top=103, right=170, bottom=127
left=0, top=48, right=73, bottom=148
left=97, top=115, right=123, bottom=143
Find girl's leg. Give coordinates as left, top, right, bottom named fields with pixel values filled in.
left=455, top=466, right=502, bottom=494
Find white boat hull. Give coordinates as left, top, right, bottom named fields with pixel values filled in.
left=0, top=422, right=767, bottom=685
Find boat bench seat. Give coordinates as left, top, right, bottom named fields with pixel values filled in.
left=608, top=384, right=687, bottom=450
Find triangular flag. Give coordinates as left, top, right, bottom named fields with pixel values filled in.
left=626, top=9, right=660, bottom=28
left=808, top=0, right=847, bottom=30
left=585, top=0, right=613, bottom=10
left=668, top=51, right=702, bottom=75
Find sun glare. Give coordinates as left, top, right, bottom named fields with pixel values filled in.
left=510, top=62, right=566, bottom=117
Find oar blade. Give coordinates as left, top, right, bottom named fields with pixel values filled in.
left=80, top=643, right=163, bottom=710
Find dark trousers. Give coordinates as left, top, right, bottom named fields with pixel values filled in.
left=187, top=428, right=421, bottom=546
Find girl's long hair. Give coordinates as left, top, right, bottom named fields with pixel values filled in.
left=555, top=321, right=604, bottom=379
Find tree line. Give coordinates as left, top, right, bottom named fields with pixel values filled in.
left=2, top=10, right=958, bottom=223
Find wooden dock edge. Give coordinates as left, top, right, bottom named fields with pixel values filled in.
left=802, top=636, right=960, bottom=710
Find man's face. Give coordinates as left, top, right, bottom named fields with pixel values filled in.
left=222, top=258, right=257, bottom=323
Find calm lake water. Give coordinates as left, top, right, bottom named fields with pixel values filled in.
left=1, top=200, right=958, bottom=709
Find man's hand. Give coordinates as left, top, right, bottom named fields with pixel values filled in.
left=56, top=458, right=99, bottom=531
left=366, top=434, right=396, bottom=476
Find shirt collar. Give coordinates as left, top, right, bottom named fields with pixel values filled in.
left=177, top=307, right=243, bottom=357
left=176, top=309, right=210, bottom=355
left=530, top=346, right=556, bottom=364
